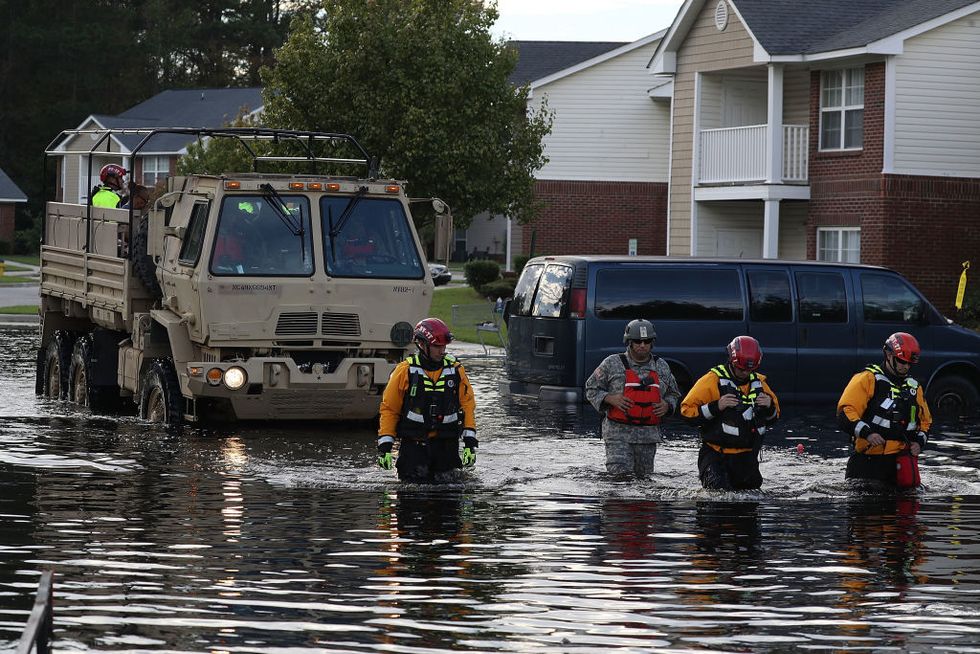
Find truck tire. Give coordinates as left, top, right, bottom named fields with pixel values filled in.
left=132, top=212, right=162, bottom=298
left=69, top=335, right=118, bottom=411
left=927, top=375, right=979, bottom=419
left=41, top=331, right=75, bottom=399
left=140, top=359, right=182, bottom=428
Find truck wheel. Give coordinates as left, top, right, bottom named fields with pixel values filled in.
left=140, top=359, right=182, bottom=428
left=927, top=375, right=979, bottom=419
left=42, top=331, right=75, bottom=399
left=69, top=335, right=116, bottom=411
left=132, top=212, right=162, bottom=298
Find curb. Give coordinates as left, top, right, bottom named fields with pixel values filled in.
left=0, top=314, right=39, bottom=325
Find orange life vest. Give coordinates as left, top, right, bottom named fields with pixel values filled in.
left=607, top=354, right=661, bottom=425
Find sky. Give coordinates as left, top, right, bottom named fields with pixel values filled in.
left=492, top=0, right=686, bottom=43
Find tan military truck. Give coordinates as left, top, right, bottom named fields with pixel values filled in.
left=36, top=128, right=450, bottom=426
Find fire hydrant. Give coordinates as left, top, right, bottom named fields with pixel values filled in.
left=0, top=259, right=5, bottom=276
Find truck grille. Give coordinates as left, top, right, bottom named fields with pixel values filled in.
left=276, top=312, right=319, bottom=336
left=321, top=312, right=361, bottom=337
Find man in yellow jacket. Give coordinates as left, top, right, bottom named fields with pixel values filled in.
left=377, top=318, right=478, bottom=483
left=681, top=335, right=780, bottom=490
left=837, top=332, right=931, bottom=486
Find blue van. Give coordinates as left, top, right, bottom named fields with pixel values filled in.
left=503, top=256, right=980, bottom=416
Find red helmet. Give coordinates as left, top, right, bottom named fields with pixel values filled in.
left=414, top=318, right=454, bottom=347
left=884, top=332, right=920, bottom=364
left=727, top=335, right=762, bottom=371
left=99, top=163, right=127, bottom=184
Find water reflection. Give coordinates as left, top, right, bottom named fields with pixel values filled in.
left=2, top=325, right=980, bottom=651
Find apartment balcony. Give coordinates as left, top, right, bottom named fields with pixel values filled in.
left=699, top=124, right=808, bottom=185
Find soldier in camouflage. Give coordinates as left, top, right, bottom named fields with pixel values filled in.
left=585, top=319, right=681, bottom=479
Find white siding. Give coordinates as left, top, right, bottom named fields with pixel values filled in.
left=893, top=11, right=980, bottom=177
left=696, top=200, right=807, bottom=259
left=530, top=41, right=669, bottom=182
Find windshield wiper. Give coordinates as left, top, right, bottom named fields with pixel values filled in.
left=329, top=186, right=368, bottom=238
left=260, top=183, right=307, bottom=264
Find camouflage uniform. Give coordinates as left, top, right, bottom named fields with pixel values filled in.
left=585, top=352, right=681, bottom=478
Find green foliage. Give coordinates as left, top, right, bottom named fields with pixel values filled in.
left=513, top=254, right=531, bottom=276
left=260, top=0, right=553, bottom=229
left=13, top=213, right=41, bottom=255
left=177, top=110, right=262, bottom=175
left=464, top=260, right=500, bottom=294
left=956, top=287, right=980, bottom=329
left=481, top=278, right=517, bottom=301
left=0, top=241, right=10, bottom=256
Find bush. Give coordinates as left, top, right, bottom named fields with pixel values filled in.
left=956, top=287, right=980, bottom=329
left=464, top=259, right=500, bottom=294
left=513, top=254, right=531, bottom=276
left=482, top=278, right=517, bottom=301
left=0, top=241, right=11, bottom=256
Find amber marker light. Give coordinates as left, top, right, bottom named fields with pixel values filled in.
left=307, top=182, right=323, bottom=191
left=224, top=181, right=241, bottom=190
left=188, top=366, right=204, bottom=378
left=206, top=368, right=223, bottom=386
left=385, top=185, right=400, bottom=194
left=288, top=182, right=304, bottom=190
left=326, top=183, right=341, bottom=192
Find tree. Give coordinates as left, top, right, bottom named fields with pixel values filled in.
left=260, top=0, right=552, bottom=227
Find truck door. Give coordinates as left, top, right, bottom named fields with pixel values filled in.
left=745, top=268, right=797, bottom=399
left=794, top=268, right=857, bottom=405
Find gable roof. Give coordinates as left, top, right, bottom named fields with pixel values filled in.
left=0, top=166, right=27, bottom=203
left=734, top=0, right=980, bottom=55
left=508, top=41, right=628, bottom=86
left=654, top=0, right=980, bottom=70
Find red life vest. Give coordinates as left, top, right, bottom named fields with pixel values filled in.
left=607, top=354, right=661, bottom=425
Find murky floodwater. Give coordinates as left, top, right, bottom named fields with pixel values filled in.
left=2, top=324, right=980, bottom=652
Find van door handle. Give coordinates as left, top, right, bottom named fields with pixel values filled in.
left=533, top=335, right=555, bottom=356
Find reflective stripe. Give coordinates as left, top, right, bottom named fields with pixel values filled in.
left=700, top=404, right=714, bottom=420
left=378, top=435, right=394, bottom=446
left=854, top=420, right=870, bottom=438
left=721, top=423, right=741, bottom=436
left=871, top=415, right=891, bottom=429
left=405, top=410, right=425, bottom=423
left=741, top=406, right=755, bottom=421
left=441, top=412, right=459, bottom=423
left=462, top=428, right=476, bottom=439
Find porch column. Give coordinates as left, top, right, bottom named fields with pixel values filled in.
left=765, top=64, right=784, bottom=184
left=763, top=199, right=780, bottom=258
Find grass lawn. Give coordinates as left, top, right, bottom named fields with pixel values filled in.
left=430, top=286, right=507, bottom=344
left=0, top=276, right=36, bottom=284
left=0, top=305, right=38, bottom=314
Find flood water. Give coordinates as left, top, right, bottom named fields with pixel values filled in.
left=2, top=324, right=980, bottom=653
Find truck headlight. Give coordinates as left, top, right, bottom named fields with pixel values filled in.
left=223, top=367, right=247, bottom=390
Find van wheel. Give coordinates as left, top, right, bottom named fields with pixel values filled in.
left=132, top=212, right=162, bottom=298
left=42, top=331, right=75, bottom=399
left=927, top=375, right=979, bottom=419
left=140, top=359, right=183, bottom=428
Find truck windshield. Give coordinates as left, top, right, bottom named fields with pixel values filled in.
left=321, top=197, right=424, bottom=279
left=210, top=196, right=314, bottom=276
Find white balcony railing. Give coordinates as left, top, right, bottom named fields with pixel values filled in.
left=699, top=124, right=808, bottom=184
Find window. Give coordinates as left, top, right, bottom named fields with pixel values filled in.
left=321, top=196, right=423, bottom=280
left=178, top=202, right=210, bottom=265
left=531, top=264, right=573, bottom=318
left=595, top=268, right=743, bottom=321
left=141, top=156, right=170, bottom=186
left=212, top=195, right=314, bottom=276
left=747, top=270, right=792, bottom=322
left=861, top=273, right=925, bottom=323
left=817, top=228, right=860, bottom=263
left=820, top=68, right=864, bottom=150
left=511, top=263, right=546, bottom=317
left=796, top=272, right=847, bottom=323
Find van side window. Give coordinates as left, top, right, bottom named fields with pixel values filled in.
left=796, top=272, right=847, bottom=323
left=595, top=268, right=743, bottom=320
left=511, top=263, right=545, bottom=317
left=178, top=202, right=210, bottom=265
left=861, top=273, right=924, bottom=323
left=747, top=271, right=792, bottom=322
left=531, top=264, right=573, bottom=318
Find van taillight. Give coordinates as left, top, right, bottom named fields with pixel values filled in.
left=569, top=288, right=586, bottom=318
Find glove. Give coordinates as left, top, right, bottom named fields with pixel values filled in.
left=462, top=434, right=478, bottom=468
left=377, top=440, right=393, bottom=470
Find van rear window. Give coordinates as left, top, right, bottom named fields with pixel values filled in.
left=510, top=263, right=574, bottom=318
left=595, top=268, right=743, bottom=320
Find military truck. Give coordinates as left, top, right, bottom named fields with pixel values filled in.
left=36, top=127, right=450, bottom=426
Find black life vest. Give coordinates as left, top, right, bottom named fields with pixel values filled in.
left=607, top=354, right=661, bottom=425
left=703, top=364, right=768, bottom=447
left=396, top=354, right=464, bottom=440
left=856, top=364, right=920, bottom=445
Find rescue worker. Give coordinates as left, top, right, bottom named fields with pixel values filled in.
left=681, top=335, right=780, bottom=491
left=837, top=332, right=931, bottom=487
left=91, top=164, right=128, bottom=208
left=585, top=319, right=681, bottom=479
left=377, top=318, right=478, bottom=483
